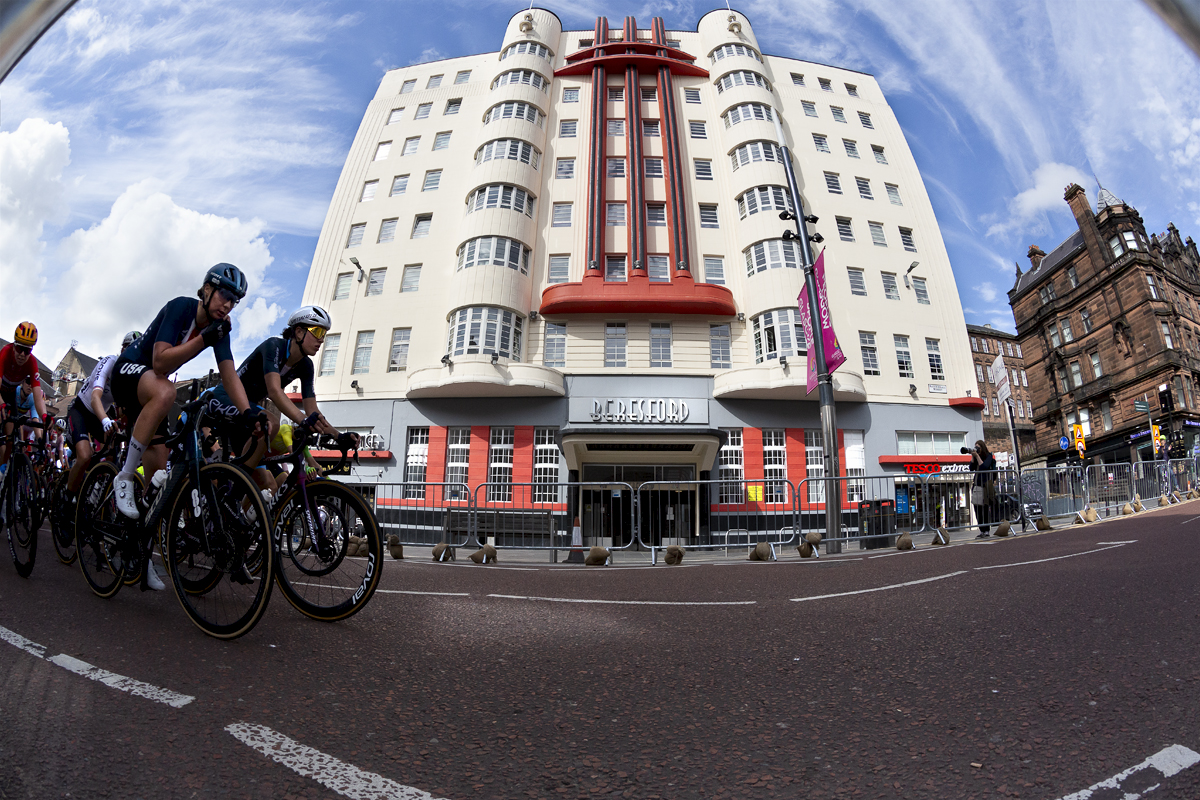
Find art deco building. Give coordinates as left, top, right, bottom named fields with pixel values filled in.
left=300, top=8, right=982, bottom=538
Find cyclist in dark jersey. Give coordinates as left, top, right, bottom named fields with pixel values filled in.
left=65, top=330, right=141, bottom=498
left=109, top=263, right=258, bottom=519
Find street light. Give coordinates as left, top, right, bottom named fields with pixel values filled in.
left=904, top=261, right=919, bottom=289
left=349, top=256, right=365, bottom=282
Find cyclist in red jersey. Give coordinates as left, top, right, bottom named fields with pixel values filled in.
left=0, top=322, right=48, bottom=473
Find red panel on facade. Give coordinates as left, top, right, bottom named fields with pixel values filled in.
left=513, top=426, right=535, bottom=484
left=742, top=428, right=764, bottom=482
left=948, top=396, right=986, bottom=409
left=427, top=426, right=447, bottom=486
left=540, top=273, right=737, bottom=316
left=785, top=429, right=806, bottom=487
left=469, top=426, right=490, bottom=490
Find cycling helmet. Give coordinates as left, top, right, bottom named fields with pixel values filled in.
left=287, top=305, right=332, bottom=330
left=13, top=322, right=37, bottom=347
left=204, top=263, right=249, bottom=300
left=122, top=330, right=142, bottom=350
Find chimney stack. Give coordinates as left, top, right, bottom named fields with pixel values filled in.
left=1064, top=183, right=1106, bottom=267
left=1027, top=245, right=1047, bottom=272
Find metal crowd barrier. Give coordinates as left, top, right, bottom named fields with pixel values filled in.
left=797, top=473, right=926, bottom=551
left=924, top=468, right=1022, bottom=534
left=373, top=482, right=474, bottom=548
left=1018, top=466, right=1086, bottom=522
left=471, top=481, right=637, bottom=553
left=1086, top=463, right=1134, bottom=517
left=1133, top=461, right=1171, bottom=505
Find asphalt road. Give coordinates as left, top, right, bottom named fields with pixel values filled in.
left=2, top=502, right=1199, bottom=799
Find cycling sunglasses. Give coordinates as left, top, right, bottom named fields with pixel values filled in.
left=305, top=326, right=328, bottom=342
left=214, top=287, right=241, bottom=305
left=12, top=345, right=31, bottom=355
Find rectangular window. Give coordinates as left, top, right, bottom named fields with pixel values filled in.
left=818, top=78, right=832, bottom=91
left=426, top=74, right=442, bottom=89
left=352, top=330, right=374, bottom=374
left=805, top=430, right=825, bottom=504
left=1070, top=361, right=1083, bottom=388
left=403, top=427, right=428, bottom=498
left=605, top=323, right=627, bottom=367
left=444, top=428, right=470, bottom=495
left=607, top=157, right=626, bottom=178
left=642, top=119, right=660, bottom=137
left=387, top=108, right=404, bottom=125
left=926, top=338, right=944, bottom=380
left=454, top=70, right=471, bottom=84
left=412, top=214, right=432, bottom=238
left=402, top=137, right=420, bottom=155
left=885, top=184, right=902, bottom=205
left=824, top=172, right=842, bottom=193
left=543, top=322, right=567, bottom=367
left=1110, top=235, right=1125, bottom=257
left=1021, top=369, right=1028, bottom=387
left=847, top=267, right=867, bottom=296
left=684, top=88, right=701, bottom=103
left=1067, top=265, right=1078, bottom=288
left=860, top=331, right=880, bottom=375
left=647, top=255, right=670, bottom=283
left=831, top=106, right=847, bottom=123
left=1162, top=321, right=1174, bottom=348
left=646, top=203, right=666, bottom=227
left=560, top=120, right=577, bottom=137
left=607, top=119, right=625, bottom=136
left=650, top=322, right=672, bottom=367
left=334, top=273, right=351, bottom=301
left=366, top=267, right=386, bottom=295
left=689, top=120, right=707, bottom=138
left=1060, top=318, right=1073, bottom=342
left=432, top=132, right=451, bottom=150
left=981, top=339, right=989, bottom=354
left=1123, top=231, right=1138, bottom=251
left=318, top=334, right=339, bottom=376
left=374, top=141, right=392, bottom=161
left=844, top=139, right=860, bottom=158
left=548, top=255, right=569, bottom=284
left=715, top=429, right=745, bottom=504
left=347, top=223, right=365, bottom=248
left=1057, top=366, right=1069, bottom=393
left=882, top=272, right=900, bottom=300
left=699, top=204, right=719, bottom=228
left=605, top=255, right=626, bottom=282
left=763, top=429, right=788, bottom=503
left=533, top=428, right=561, bottom=502
left=802, top=101, right=817, bottom=117
left=856, top=111, right=874, bottom=128
left=1081, top=307, right=1093, bottom=333
left=361, top=180, right=378, bottom=202
left=976, top=363, right=985, bottom=382
left=1090, top=352, right=1102, bottom=378
left=414, top=103, right=432, bottom=120
left=444, top=99, right=461, bottom=115
left=1101, top=400, right=1113, bottom=431
left=856, top=177, right=873, bottom=200
left=895, top=335, right=914, bottom=378
left=912, top=277, right=930, bottom=304
left=872, top=145, right=888, bottom=164
left=422, top=170, right=441, bottom=191
left=563, top=87, right=579, bottom=102
left=694, top=159, right=713, bottom=180
left=992, top=397, right=1000, bottom=417
left=704, top=256, right=725, bottom=285
left=640, top=87, right=657, bottom=102
left=608, top=87, right=624, bottom=101
left=836, top=217, right=854, bottom=241
left=1026, top=400, right=1033, bottom=419
left=1005, top=342, right=1013, bottom=356
left=845, top=429, right=866, bottom=503
left=388, top=328, right=411, bottom=371
left=1016, top=400, right=1024, bottom=419
left=606, top=203, right=626, bottom=226
left=791, top=73, right=805, bottom=86
left=813, top=134, right=830, bottom=153
left=899, top=227, right=917, bottom=251
left=1147, top=274, right=1159, bottom=299
left=845, top=84, right=859, bottom=96
left=644, top=157, right=663, bottom=178
left=487, top=427, right=515, bottom=502
left=971, top=336, right=978, bottom=352
left=710, top=324, right=732, bottom=369
left=401, top=265, right=421, bottom=293
left=390, top=174, right=409, bottom=196
left=555, top=158, right=575, bottom=179
left=552, top=202, right=572, bottom=227
left=400, top=79, right=416, bottom=94
left=869, top=222, right=887, bottom=246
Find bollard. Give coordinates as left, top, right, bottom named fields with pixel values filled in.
left=1035, top=516, right=1053, bottom=531
left=798, top=541, right=815, bottom=558
left=895, top=532, right=913, bottom=550
left=584, top=546, right=610, bottom=566
left=1122, top=502, right=1135, bottom=515
left=388, top=534, right=403, bottom=560
left=748, top=542, right=774, bottom=561
left=664, top=545, right=685, bottom=565
left=930, top=528, right=949, bottom=546
left=1159, top=495, right=1171, bottom=507
left=469, top=544, right=498, bottom=564
left=433, top=542, right=455, bottom=562
left=993, top=521, right=1012, bottom=537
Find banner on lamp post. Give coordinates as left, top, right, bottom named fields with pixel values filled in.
left=798, top=249, right=846, bottom=394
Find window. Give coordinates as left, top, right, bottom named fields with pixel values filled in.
left=606, top=203, right=626, bottom=226
left=1090, top=352, right=1102, bottom=379
left=824, top=172, right=842, bottom=193
left=454, top=70, right=471, bottom=84
left=856, top=177, right=874, bottom=200
left=791, top=73, right=805, bottom=86
left=1060, top=317, right=1074, bottom=343
left=552, top=203, right=572, bottom=227
left=1123, top=231, right=1138, bottom=251
left=1101, top=400, right=1113, bottom=431
left=1026, top=400, right=1033, bottom=418
left=872, top=145, right=888, bottom=164
left=843, top=139, right=860, bottom=158
left=1070, top=361, right=1083, bottom=388
left=1081, top=307, right=1093, bottom=333
left=1067, top=265, right=1078, bottom=288
left=836, top=217, right=854, bottom=241
left=718, top=429, right=744, bottom=504
left=732, top=141, right=783, bottom=168
left=401, top=265, right=421, bottom=293
left=763, top=430, right=788, bottom=503
left=976, top=363, right=985, bottom=382
left=361, top=180, right=378, bottom=202
left=818, top=77, right=832, bottom=91
left=422, top=170, right=442, bottom=191
left=744, top=239, right=803, bottom=274
left=1110, top=235, right=1125, bottom=257
left=894, top=335, right=914, bottom=378
left=695, top=159, right=713, bottom=180
left=607, top=119, right=625, bottom=136
left=492, top=70, right=549, bottom=92
left=860, top=332, right=880, bottom=375
left=737, top=185, right=793, bottom=219
left=981, top=339, right=989, bottom=354
left=444, top=428, right=470, bottom=493
left=646, top=203, right=666, bottom=227
left=1048, top=324, right=1061, bottom=348
left=562, top=87, right=579, bottom=102
left=390, top=174, right=409, bottom=196
left=446, top=307, right=523, bottom=360
left=387, top=108, right=404, bottom=125
left=1163, top=321, right=1174, bottom=349
left=846, top=429, right=866, bottom=503
left=402, top=137, right=420, bottom=155
left=971, top=337, right=979, bottom=352
left=606, top=255, right=626, bottom=282
left=805, top=430, right=825, bottom=504
left=400, top=79, right=415, bottom=94
left=752, top=308, right=806, bottom=363
left=845, top=83, right=859, bottom=96
left=414, top=103, right=432, bottom=120
left=533, top=428, right=561, bottom=502
left=475, top=138, right=540, bottom=168
left=899, top=228, right=917, bottom=252
left=992, top=397, right=1000, bottom=417
left=831, top=106, right=847, bottom=123
left=403, top=427, right=428, bottom=498
left=699, top=204, right=719, bottom=228
left=1005, top=342, right=1013, bottom=356
left=710, top=324, right=732, bottom=368
left=647, top=255, right=670, bottom=283
left=374, top=141, right=392, bottom=161
left=802, top=101, right=817, bottom=117
left=318, top=334, right=339, bottom=376
left=608, top=87, right=624, bottom=101
left=377, top=219, right=397, bottom=244
left=555, top=158, right=575, bottom=178
left=885, top=184, right=902, bottom=205
left=1147, top=274, right=1160, bottom=299
left=926, top=339, right=944, bottom=380
left=432, top=132, right=451, bottom=151
left=411, top=214, right=432, bottom=238
left=722, top=102, right=774, bottom=127
left=1016, top=400, right=1024, bottom=419
left=912, top=277, right=930, bottom=304
left=333, top=273, right=352, bottom=301
left=650, top=323, right=672, bottom=367
left=716, top=70, right=770, bottom=92
left=352, top=331, right=373, bottom=374
left=484, top=101, right=544, bottom=126
left=1057, top=366, right=1069, bottom=393
left=848, top=268, right=867, bottom=296
left=896, top=431, right=968, bottom=456
left=502, top=41, right=552, bottom=60
left=1020, top=369, right=1028, bottom=387
left=388, top=328, right=411, bottom=371
left=347, top=223, right=365, bottom=248
left=605, top=323, right=627, bottom=367
left=644, top=157, right=663, bottom=178
left=607, top=157, right=626, bottom=178
left=689, top=120, right=707, bottom=138
left=548, top=255, right=569, bottom=284
left=456, top=236, right=530, bottom=273
left=543, top=322, right=566, bottom=367
left=465, top=184, right=535, bottom=217
left=487, top=428, right=515, bottom=502
left=641, top=87, right=657, bottom=102
left=426, top=74, right=442, bottom=89
left=882, top=272, right=900, bottom=300
left=710, top=43, right=762, bottom=62
left=684, top=88, right=701, bottom=103
left=559, top=119, right=577, bottom=137
left=642, top=119, right=660, bottom=137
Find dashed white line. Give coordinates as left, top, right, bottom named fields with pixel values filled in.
left=488, top=593, right=756, bottom=606
left=1181, top=514, right=1200, bottom=525
left=1055, top=743, right=1200, bottom=799
left=790, top=571, right=969, bottom=602
left=293, top=583, right=469, bottom=597
left=0, top=623, right=47, bottom=658
left=974, top=543, right=1129, bottom=570
left=47, top=654, right=194, bottom=708
left=226, top=722, right=449, bottom=800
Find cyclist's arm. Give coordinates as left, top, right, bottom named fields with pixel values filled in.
left=218, top=360, right=252, bottom=412
left=89, top=386, right=107, bottom=421
left=264, top=372, right=307, bottom=425
left=151, top=338, right=207, bottom=376
left=303, top=397, right=341, bottom=438
left=32, top=386, right=47, bottom=436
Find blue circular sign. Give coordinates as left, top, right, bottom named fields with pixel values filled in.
left=1059, top=436, right=1070, bottom=450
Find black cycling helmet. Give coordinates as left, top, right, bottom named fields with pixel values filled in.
left=204, top=263, right=249, bottom=300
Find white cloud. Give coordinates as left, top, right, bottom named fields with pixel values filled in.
left=985, top=161, right=1090, bottom=238
left=974, top=282, right=998, bottom=303
left=232, top=296, right=286, bottom=357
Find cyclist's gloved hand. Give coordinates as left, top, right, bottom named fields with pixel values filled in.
left=201, top=318, right=232, bottom=348
left=336, top=431, right=359, bottom=451
left=238, top=407, right=268, bottom=435
left=101, top=417, right=115, bottom=434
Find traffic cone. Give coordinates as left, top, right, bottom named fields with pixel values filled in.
left=566, top=516, right=584, bottom=563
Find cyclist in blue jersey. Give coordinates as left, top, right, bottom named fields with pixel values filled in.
left=109, top=263, right=260, bottom=519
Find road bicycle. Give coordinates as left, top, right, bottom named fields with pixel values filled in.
left=1, top=415, right=50, bottom=578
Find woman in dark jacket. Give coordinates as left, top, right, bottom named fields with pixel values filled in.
left=968, top=439, right=997, bottom=538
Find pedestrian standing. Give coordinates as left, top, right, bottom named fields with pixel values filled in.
left=968, top=440, right=997, bottom=538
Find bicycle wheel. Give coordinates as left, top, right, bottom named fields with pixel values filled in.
left=74, top=461, right=130, bottom=598
left=273, top=480, right=383, bottom=622
left=5, top=458, right=39, bottom=578
left=164, top=462, right=273, bottom=639
left=50, top=472, right=77, bottom=565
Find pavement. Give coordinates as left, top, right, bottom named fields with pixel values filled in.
left=2, top=498, right=1199, bottom=799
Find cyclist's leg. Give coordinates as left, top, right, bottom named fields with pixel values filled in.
left=113, top=368, right=173, bottom=517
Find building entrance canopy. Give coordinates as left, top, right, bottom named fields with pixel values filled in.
left=560, top=431, right=721, bottom=472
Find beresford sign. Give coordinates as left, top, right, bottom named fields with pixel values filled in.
left=567, top=397, right=709, bottom=425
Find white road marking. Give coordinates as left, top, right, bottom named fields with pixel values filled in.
left=47, top=654, right=194, bottom=708
left=868, top=547, right=943, bottom=559
left=488, top=594, right=756, bottom=606
left=1055, top=743, right=1200, bottom=800
left=293, top=582, right=469, bottom=597
left=1096, top=540, right=1138, bottom=544
left=974, top=543, right=1128, bottom=570
left=226, top=722, right=449, bottom=800
left=790, top=571, right=969, bottom=602
left=0, top=623, right=47, bottom=658
left=1181, top=515, right=1200, bottom=525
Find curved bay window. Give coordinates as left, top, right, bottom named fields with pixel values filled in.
left=722, top=102, right=774, bottom=128
left=491, top=69, right=550, bottom=92
left=465, top=184, right=536, bottom=217
left=501, top=41, right=552, bottom=61
left=729, top=140, right=783, bottom=171
left=456, top=235, right=531, bottom=274
left=709, top=43, right=762, bottom=63
left=446, top=307, right=523, bottom=360
left=744, top=238, right=803, bottom=275
left=483, top=100, right=544, bottom=127
left=715, top=70, right=771, bottom=93
left=752, top=308, right=806, bottom=364
left=474, top=138, right=540, bottom=168
left=737, top=185, right=794, bottom=219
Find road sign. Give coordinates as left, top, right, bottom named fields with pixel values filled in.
left=1072, top=424, right=1086, bottom=455
left=1134, top=400, right=1150, bottom=413
left=1059, top=436, right=1070, bottom=450
left=992, top=354, right=1011, bottom=405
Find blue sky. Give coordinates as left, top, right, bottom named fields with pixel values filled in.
left=2, top=0, right=1199, bottom=376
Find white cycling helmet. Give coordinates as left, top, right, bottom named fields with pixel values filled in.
left=122, top=330, right=142, bottom=350
left=287, top=305, right=332, bottom=330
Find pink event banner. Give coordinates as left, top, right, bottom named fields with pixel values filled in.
left=798, top=249, right=847, bottom=394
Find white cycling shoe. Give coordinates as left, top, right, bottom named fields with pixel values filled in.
left=114, top=473, right=140, bottom=519
left=144, top=562, right=166, bottom=591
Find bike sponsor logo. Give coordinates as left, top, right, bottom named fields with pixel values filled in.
left=352, top=552, right=375, bottom=605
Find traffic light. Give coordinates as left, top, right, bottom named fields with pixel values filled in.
left=1159, top=387, right=1175, bottom=413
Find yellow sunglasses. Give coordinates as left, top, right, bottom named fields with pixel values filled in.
left=306, top=326, right=328, bottom=342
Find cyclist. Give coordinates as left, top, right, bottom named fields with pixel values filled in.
left=109, top=263, right=259, bottom=523
left=0, top=322, right=48, bottom=474
left=65, top=331, right=141, bottom=500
